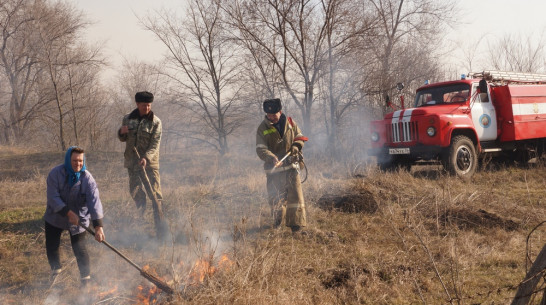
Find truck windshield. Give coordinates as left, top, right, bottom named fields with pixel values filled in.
left=414, top=84, right=471, bottom=107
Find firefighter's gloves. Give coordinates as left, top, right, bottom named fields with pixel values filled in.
left=290, top=145, right=299, bottom=156
left=266, top=155, right=279, bottom=166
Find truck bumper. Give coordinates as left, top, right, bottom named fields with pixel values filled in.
left=368, top=145, right=443, bottom=160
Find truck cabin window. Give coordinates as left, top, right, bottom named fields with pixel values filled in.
left=414, top=84, right=471, bottom=107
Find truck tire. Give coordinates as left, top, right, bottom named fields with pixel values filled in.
left=442, top=135, right=477, bottom=179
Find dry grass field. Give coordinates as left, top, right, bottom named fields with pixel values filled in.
left=0, top=145, right=545, bottom=304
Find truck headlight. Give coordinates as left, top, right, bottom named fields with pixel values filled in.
left=371, top=132, right=379, bottom=142
left=427, top=126, right=436, bottom=137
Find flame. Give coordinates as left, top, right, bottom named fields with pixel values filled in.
left=135, top=284, right=159, bottom=305
left=187, top=253, right=233, bottom=285
left=87, top=255, right=233, bottom=304
left=84, top=281, right=118, bottom=302
left=188, top=258, right=215, bottom=284
left=218, top=254, right=234, bottom=269
left=133, top=265, right=167, bottom=304
left=97, top=285, right=118, bottom=298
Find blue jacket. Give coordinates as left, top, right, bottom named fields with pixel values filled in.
left=44, top=164, right=104, bottom=235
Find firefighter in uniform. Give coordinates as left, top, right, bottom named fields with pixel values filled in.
left=117, top=91, right=164, bottom=233
left=256, top=98, right=307, bottom=232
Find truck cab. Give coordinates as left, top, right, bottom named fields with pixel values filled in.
left=368, top=71, right=546, bottom=179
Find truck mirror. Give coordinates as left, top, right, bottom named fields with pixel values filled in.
left=479, top=79, right=488, bottom=93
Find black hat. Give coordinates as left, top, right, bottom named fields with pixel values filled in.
left=263, top=98, right=282, bottom=114
left=135, top=91, right=154, bottom=103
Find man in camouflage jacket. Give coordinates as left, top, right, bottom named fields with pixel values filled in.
left=256, top=98, right=307, bottom=232
left=118, top=91, right=163, bottom=221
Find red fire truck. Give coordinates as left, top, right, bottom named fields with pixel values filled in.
left=368, top=71, right=546, bottom=179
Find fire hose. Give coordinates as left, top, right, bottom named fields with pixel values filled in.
left=271, top=151, right=308, bottom=184
left=80, top=223, right=174, bottom=294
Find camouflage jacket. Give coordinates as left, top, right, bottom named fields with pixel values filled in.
left=118, top=109, right=162, bottom=169
left=256, top=114, right=305, bottom=173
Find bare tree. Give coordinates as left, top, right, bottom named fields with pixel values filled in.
left=319, top=0, right=376, bottom=155
left=117, top=58, right=162, bottom=102
left=37, top=60, right=110, bottom=151
left=452, top=34, right=488, bottom=73
left=34, top=0, right=103, bottom=150
left=0, top=0, right=105, bottom=149
left=143, top=0, right=245, bottom=155
left=63, top=47, right=107, bottom=150
left=223, top=0, right=333, bottom=132
left=366, top=0, right=456, bottom=115
left=0, top=0, right=42, bottom=143
left=486, top=32, right=546, bottom=73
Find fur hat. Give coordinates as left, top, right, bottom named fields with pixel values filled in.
left=263, top=98, right=282, bottom=114
left=135, top=91, right=154, bottom=103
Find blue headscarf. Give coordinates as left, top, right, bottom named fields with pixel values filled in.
left=64, top=146, right=86, bottom=187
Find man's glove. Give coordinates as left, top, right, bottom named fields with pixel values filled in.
left=268, top=155, right=278, bottom=163
left=265, top=155, right=278, bottom=168
left=290, top=145, right=299, bottom=156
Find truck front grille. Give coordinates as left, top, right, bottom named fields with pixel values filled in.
left=387, top=121, right=418, bottom=143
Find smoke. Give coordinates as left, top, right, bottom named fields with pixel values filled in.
left=27, top=96, right=377, bottom=303
left=44, top=290, right=62, bottom=305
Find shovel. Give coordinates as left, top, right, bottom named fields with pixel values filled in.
left=81, top=223, right=174, bottom=294
left=132, top=147, right=168, bottom=237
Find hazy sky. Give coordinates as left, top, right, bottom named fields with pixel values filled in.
left=72, top=0, right=181, bottom=79
left=447, top=0, right=546, bottom=70
left=72, top=0, right=546, bottom=79
left=455, top=0, right=545, bottom=36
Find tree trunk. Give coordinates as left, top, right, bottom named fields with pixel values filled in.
left=50, top=66, right=66, bottom=151
left=67, top=65, right=79, bottom=145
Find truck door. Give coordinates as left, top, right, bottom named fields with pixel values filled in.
left=470, top=83, right=497, bottom=141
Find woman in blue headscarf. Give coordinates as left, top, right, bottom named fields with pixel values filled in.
left=43, top=146, right=105, bottom=286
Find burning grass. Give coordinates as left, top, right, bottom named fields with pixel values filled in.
left=0, top=145, right=545, bottom=304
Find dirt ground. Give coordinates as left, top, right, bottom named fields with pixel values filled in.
left=316, top=191, right=378, bottom=214
left=439, top=208, right=519, bottom=231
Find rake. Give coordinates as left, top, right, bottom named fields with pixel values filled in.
left=81, top=224, right=174, bottom=294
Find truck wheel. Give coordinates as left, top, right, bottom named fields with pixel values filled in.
left=443, top=135, right=477, bottom=179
